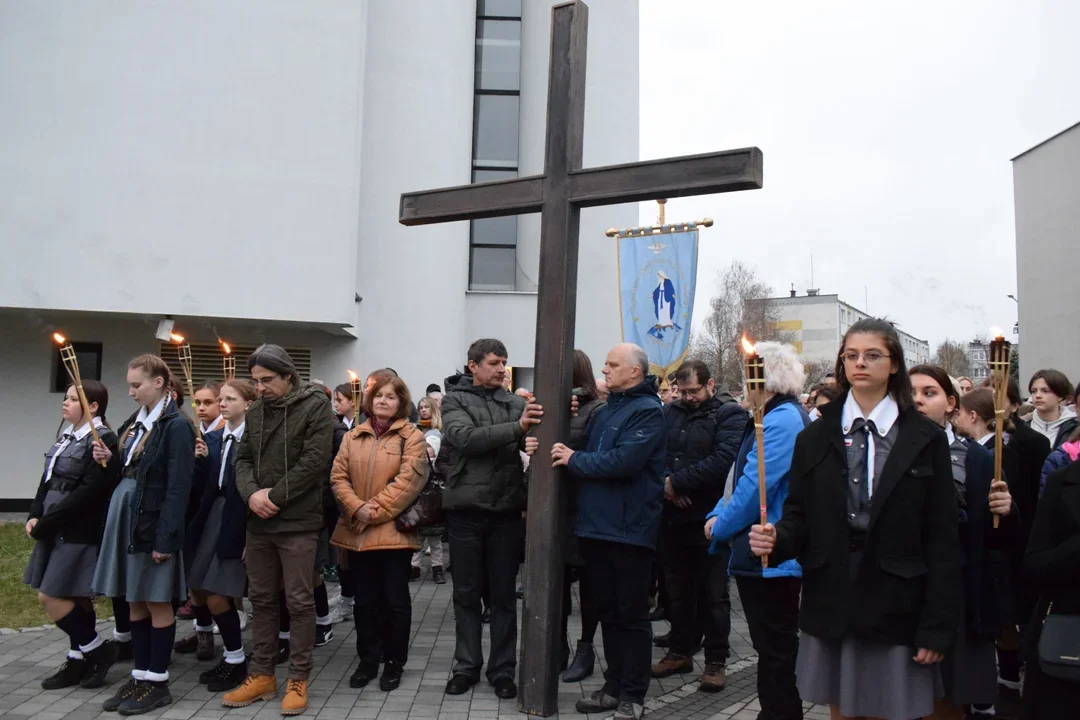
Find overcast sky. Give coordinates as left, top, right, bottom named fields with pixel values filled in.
left=638, top=0, right=1080, bottom=349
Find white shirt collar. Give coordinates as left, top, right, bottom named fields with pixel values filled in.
left=978, top=432, right=995, bottom=446
left=945, top=422, right=956, bottom=445
left=201, top=416, right=224, bottom=434
left=72, top=417, right=107, bottom=441
left=342, top=415, right=353, bottom=429
left=841, top=392, right=900, bottom=436
left=224, top=421, right=245, bottom=441
left=134, top=395, right=169, bottom=432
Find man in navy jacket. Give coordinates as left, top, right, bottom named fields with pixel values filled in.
left=552, top=343, right=666, bottom=720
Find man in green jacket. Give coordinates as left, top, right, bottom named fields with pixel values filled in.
left=441, top=339, right=541, bottom=700
left=226, top=345, right=334, bottom=716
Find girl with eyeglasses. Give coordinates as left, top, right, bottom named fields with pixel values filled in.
left=749, top=318, right=961, bottom=720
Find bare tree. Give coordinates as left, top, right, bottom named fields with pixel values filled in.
left=803, top=358, right=836, bottom=390
left=689, top=260, right=789, bottom=392
left=933, top=339, right=973, bottom=378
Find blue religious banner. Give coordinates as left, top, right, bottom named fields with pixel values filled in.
left=618, top=228, right=699, bottom=382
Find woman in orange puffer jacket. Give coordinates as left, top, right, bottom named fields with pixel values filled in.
left=330, top=374, right=428, bottom=693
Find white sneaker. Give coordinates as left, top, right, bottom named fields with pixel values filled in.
left=239, top=612, right=249, bottom=632
left=330, top=599, right=354, bottom=624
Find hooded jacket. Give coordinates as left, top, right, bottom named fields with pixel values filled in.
left=568, top=376, right=666, bottom=549
left=1031, top=405, right=1079, bottom=449
left=235, top=382, right=335, bottom=534
left=439, top=372, right=528, bottom=514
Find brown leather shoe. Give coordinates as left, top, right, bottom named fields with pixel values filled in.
left=698, top=662, right=726, bottom=692
left=222, top=674, right=277, bottom=707
left=281, top=679, right=308, bottom=716
left=651, top=653, right=693, bottom=678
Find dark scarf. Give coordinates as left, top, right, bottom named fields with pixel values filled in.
left=372, top=419, right=392, bottom=438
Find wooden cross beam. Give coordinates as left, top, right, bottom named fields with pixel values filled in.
left=400, top=1, right=762, bottom=715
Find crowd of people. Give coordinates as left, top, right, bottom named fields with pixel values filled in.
left=22, top=325, right=1080, bottom=720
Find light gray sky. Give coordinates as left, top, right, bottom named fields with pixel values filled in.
left=639, top=0, right=1080, bottom=349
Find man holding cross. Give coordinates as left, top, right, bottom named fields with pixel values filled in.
left=399, top=2, right=761, bottom=712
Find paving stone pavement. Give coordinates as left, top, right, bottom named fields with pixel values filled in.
left=0, top=560, right=833, bottom=719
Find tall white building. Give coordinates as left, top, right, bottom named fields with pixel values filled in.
left=1012, top=120, right=1080, bottom=387
left=0, top=0, right=639, bottom=504
left=751, top=291, right=931, bottom=366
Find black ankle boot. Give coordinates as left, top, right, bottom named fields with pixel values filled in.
left=561, top=641, right=595, bottom=683
left=349, top=662, right=379, bottom=689
left=41, top=657, right=85, bottom=689
left=380, top=661, right=404, bottom=691
left=79, top=641, right=117, bottom=689
left=116, top=680, right=172, bottom=716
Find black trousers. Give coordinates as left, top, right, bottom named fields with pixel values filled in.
left=661, top=524, right=731, bottom=663
left=581, top=537, right=653, bottom=705
left=447, top=509, right=524, bottom=682
left=561, top=564, right=599, bottom=645
left=736, top=575, right=802, bottom=720
left=348, top=549, right=413, bottom=668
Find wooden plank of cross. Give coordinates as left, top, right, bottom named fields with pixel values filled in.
left=399, top=1, right=762, bottom=715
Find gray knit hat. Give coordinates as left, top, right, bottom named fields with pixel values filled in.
left=247, top=344, right=299, bottom=383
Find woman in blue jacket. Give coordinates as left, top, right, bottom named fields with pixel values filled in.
left=705, top=342, right=809, bottom=720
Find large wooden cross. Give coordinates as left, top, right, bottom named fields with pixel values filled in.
left=400, top=1, right=762, bottom=715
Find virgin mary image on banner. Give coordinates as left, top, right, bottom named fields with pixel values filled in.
left=650, top=270, right=679, bottom=339
left=618, top=229, right=699, bottom=380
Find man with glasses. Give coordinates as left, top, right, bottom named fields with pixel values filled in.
left=225, top=345, right=334, bottom=715
left=650, top=359, right=747, bottom=692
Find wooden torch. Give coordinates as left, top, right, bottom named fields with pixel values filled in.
left=221, top=341, right=235, bottom=381
left=347, top=370, right=362, bottom=426
left=742, top=335, right=769, bottom=568
left=53, top=333, right=107, bottom=467
left=170, top=333, right=202, bottom=440
left=989, top=329, right=1011, bottom=530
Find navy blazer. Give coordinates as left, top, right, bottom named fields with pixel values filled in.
left=117, top=400, right=195, bottom=555
left=188, top=428, right=248, bottom=560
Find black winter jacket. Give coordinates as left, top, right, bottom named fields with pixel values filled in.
left=29, top=426, right=121, bottom=546
left=771, top=394, right=962, bottom=653
left=662, top=392, right=747, bottom=527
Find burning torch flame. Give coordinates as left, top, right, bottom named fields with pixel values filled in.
left=170, top=333, right=185, bottom=344
left=53, top=333, right=67, bottom=345
left=740, top=335, right=756, bottom=355
left=221, top=341, right=231, bottom=355
left=347, top=370, right=359, bottom=382
left=989, top=326, right=1004, bottom=340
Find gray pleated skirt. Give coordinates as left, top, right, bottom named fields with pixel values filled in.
left=23, top=490, right=99, bottom=598
left=187, top=496, right=247, bottom=598
left=91, top=476, right=186, bottom=603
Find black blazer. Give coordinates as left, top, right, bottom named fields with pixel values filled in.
left=188, top=429, right=248, bottom=560
left=117, top=400, right=196, bottom=555
left=29, top=428, right=121, bottom=546
left=772, top=393, right=962, bottom=653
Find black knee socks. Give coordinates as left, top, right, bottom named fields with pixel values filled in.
left=112, top=597, right=131, bottom=633
left=998, top=646, right=1021, bottom=684
left=56, top=605, right=97, bottom=649
left=130, top=618, right=152, bottom=672
left=339, top=568, right=354, bottom=600
left=149, top=624, right=175, bottom=677
left=315, top=582, right=330, bottom=624
left=193, top=603, right=214, bottom=631
left=213, top=609, right=243, bottom=654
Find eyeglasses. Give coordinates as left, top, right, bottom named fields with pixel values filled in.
left=679, top=386, right=705, bottom=396
left=251, top=376, right=280, bottom=387
left=840, top=351, right=891, bottom=365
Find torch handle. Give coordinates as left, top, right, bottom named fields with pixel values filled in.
left=74, top=384, right=108, bottom=467
left=755, top=416, right=768, bottom=568
left=992, top=409, right=1004, bottom=529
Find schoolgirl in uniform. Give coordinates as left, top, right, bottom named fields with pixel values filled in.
left=26, top=380, right=120, bottom=690
left=91, top=354, right=195, bottom=716
left=750, top=318, right=962, bottom=720
left=194, top=381, right=226, bottom=435
left=909, top=366, right=1017, bottom=719
left=183, top=379, right=257, bottom=693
